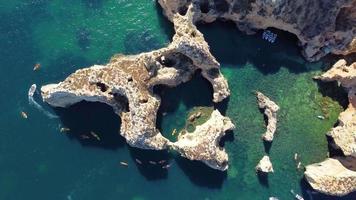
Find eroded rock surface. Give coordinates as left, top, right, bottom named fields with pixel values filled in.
left=315, top=59, right=356, bottom=157
left=171, top=110, right=235, bottom=171
left=305, top=158, right=356, bottom=196
left=256, top=91, right=279, bottom=142
left=159, top=0, right=356, bottom=61
left=256, top=155, right=274, bottom=173
left=41, top=5, right=234, bottom=170
left=305, top=59, right=356, bottom=196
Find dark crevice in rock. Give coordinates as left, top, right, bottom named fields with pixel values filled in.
left=95, top=82, right=108, bottom=92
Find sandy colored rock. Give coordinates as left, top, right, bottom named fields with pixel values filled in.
left=159, top=0, right=356, bottom=61
left=315, top=59, right=356, bottom=157
left=305, top=158, right=356, bottom=196
left=256, top=155, right=274, bottom=173
left=256, top=91, right=279, bottom=142
left=41, top=6, right=230, bottom=151
left=171, top=110, right=235, bottom=171
left=41, top=5, right=234, bottom=171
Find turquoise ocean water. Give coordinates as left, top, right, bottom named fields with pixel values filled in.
left=0, top=1, right=354, bottom=200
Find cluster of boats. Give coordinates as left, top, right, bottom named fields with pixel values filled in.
left=262, top=30, right=278, bottom=43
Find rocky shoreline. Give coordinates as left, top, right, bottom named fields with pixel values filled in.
left=40, top=0, right=355, bottom=196
left=305, top=59, right=356, bottom=196
left=159, top=0, right=356, bottom=61
left=41, top=5, right=234, bottom=170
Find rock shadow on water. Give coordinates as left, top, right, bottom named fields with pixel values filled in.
left=300, top=178, right=356, bottom=200
left=315, top=80, right=349, bottom=110
left=155, top=1, right=175, bottom=38
left=54, top=101, right=126, bottom=150
left=128, top=147, right=170, bottom=181
left=198, top=21, right=313, bottom=75
left=256, top=171, right=270, bottom=188
left=154, top=71, right=214, bottom=131
left=175, top=156, right=227, bottom=189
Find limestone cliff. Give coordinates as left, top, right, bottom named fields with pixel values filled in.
left=315, top=59, right=356, bottom=157
left=159, top=0, right=356, bottom=61
left=305, top=59, right=356, bottom=196
left=256, top=155, right=274, bottom=173
left=41, top=5, right=234, bottom=170
left=305, top=158, right=356, bottom=196
left=171, top=110, right=235, bottom=171
left=256, top=91, right=279, bottom=142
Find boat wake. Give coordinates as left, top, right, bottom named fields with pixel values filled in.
left=28, top=84, right=59, bottom=119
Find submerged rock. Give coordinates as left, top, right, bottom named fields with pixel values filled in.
left=159, top=0, right=356, bottom=61
left=256, top=155, right=274, bottom=173
left=171, top=110, right=235, bottom=171
left=305, top=158, right=356, bottom=196
left=256, top=91, right=279, bottom=142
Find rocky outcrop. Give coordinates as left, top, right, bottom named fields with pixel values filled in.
left=256, top=91, right=279, bottom=142
left=159, top=0, right=356, bottom=61
left=41, top=5, right=234, bottom=170
left=315, top=59, right=356, bottom=157
left=305, top=158, right=356, bottom=196
left=305, top=59, right=356, bottom=196
left=256, top=155, right=274, bottom=173
left=171, top=110, right=235, bottom=171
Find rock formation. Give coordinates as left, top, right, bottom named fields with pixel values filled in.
left=171, top=110, right=235, bottom=171
left=41, top=5, right=234, bottom=170
left=305, top=59, right=356, bottom=196
left=304, top=158, right=356, bottom=196
left=159, top=0, right=356, bottom=61
left=256, top=155, right=274, bottom=173
left=315, top=59, right=356, bottom=157
left=256, top=91, right=279, bottom=142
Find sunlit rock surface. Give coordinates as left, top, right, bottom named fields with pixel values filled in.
left=256, top=91, right=279, bottom=142
left=305, top=60, right=356, bottom=196
left=256, top=155, right=274, bottom=173
left=305, top=158, right=356, bottom=196
left=171, top=110, right=235, bottom=171
left=159, top=0, right=356, bottom=61
left=315, top=59, right=356, bottom=157
left=41, top=5, right=234, bottom=170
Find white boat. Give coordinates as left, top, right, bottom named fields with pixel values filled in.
left=262, top=30, right=277, bottom=43
left=290, top=190, right=305, bottom=200
left=28, top=84, right=37, bottom=97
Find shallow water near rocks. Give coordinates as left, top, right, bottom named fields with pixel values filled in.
left=0, top=1, right=354, bottom=200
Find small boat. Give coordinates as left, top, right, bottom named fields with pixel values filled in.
left=290, top=190, right=305, bottom=200
left=171, top=128, right=177, bottom=136
left=60, top=127, right=70, bottom=133
left=262, top=30, right=277, bottom=43
left=33, top=63, right=41, bottom=71
left=80, top=135, right=90, bottom=140
left=135, top=158, right=142, bottom=165
left=90, top=131, right=101, bottom=141
left=317, top=115, right=325, bottom=120
left=120, top=161, right=128, bottom=167
left=158, top=160, right=166, bottom=164
left=162, top=164, right=171, bottom=169
left=294, top=153, right=298, bottom=161
left=149, top=161, right=157, bottom=165
left=297, top=162, right=302, bottom=169
left=21, top=111, right=28, bottom=119
left=269, top=197, right=279, bottom=200
left=28, top=84, right=37, bottom=97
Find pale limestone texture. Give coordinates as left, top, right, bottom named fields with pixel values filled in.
left=159, top=0, right=356, bottom=61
